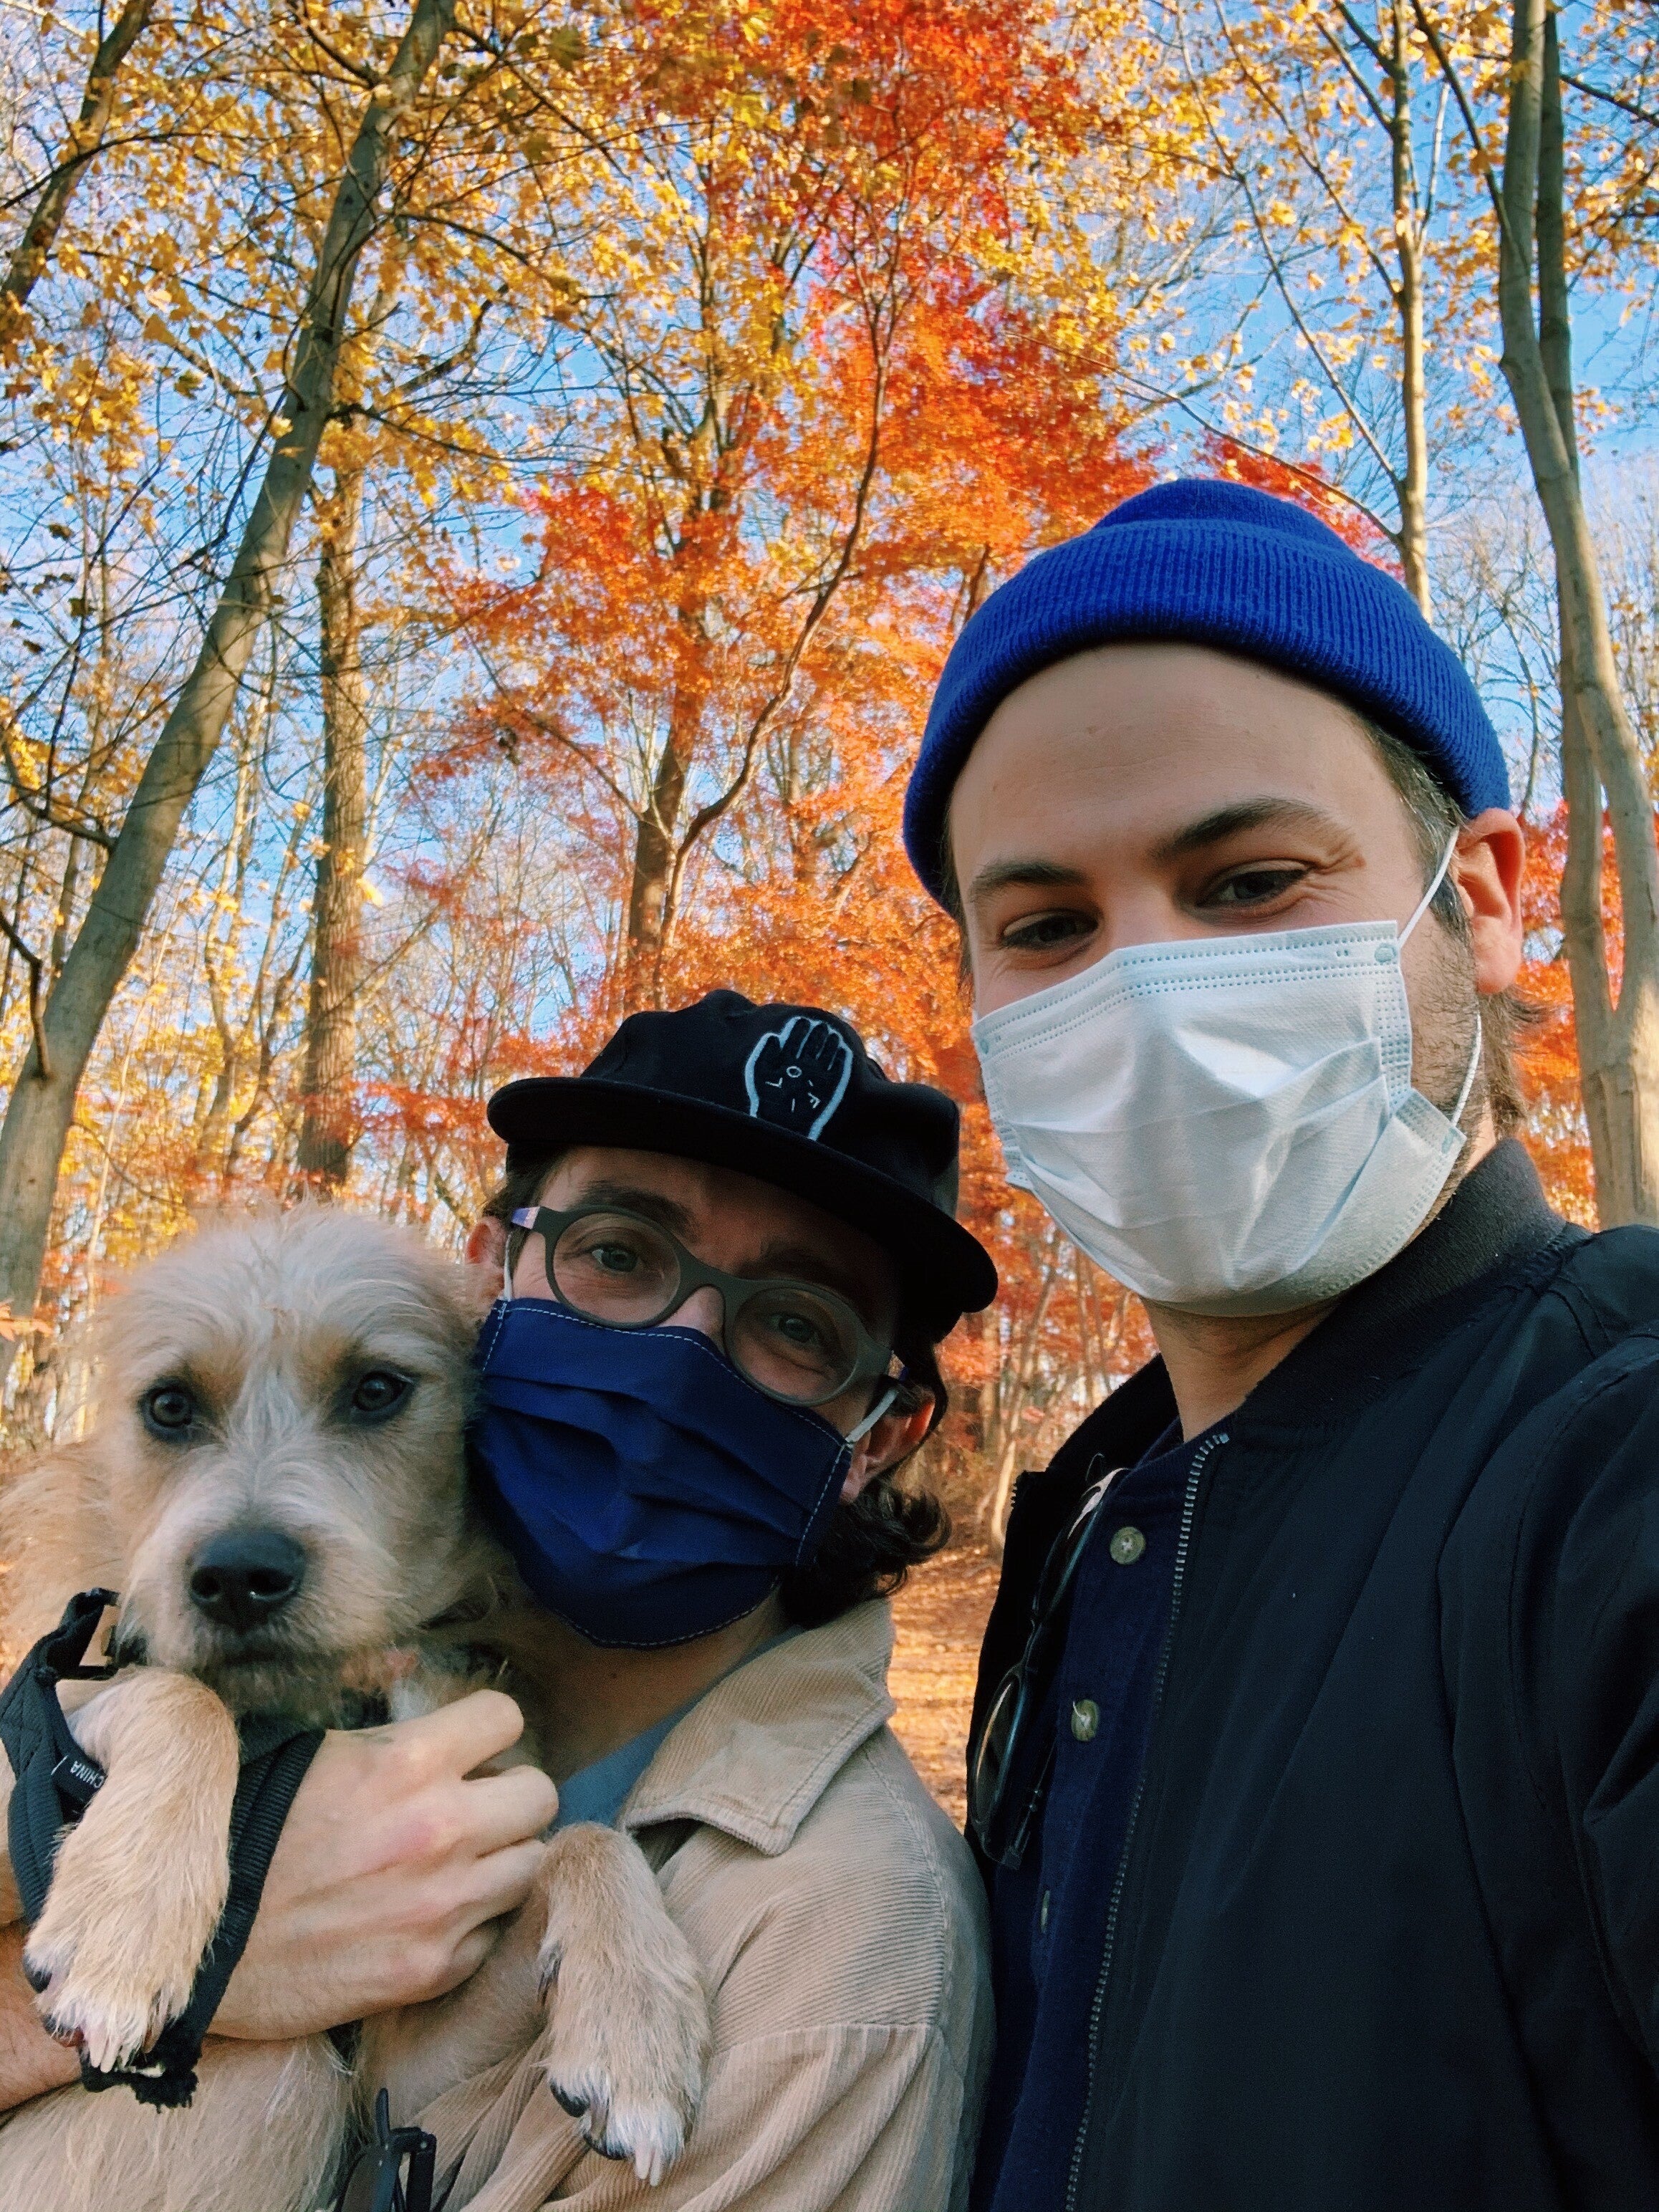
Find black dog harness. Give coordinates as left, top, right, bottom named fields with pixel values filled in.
left=332, top=2087, right=440, bottom=2212
left=0, top=1589, right=325, bottom=2107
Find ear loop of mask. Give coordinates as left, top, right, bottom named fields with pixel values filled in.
left=845, top=1383, right=899, bottom=1446
left=1399, top=827, right=1460, bottom=949
left=1401, top=828, right=1484, bottom=1134
left=1449, top=1016, right=1483, bottom=1132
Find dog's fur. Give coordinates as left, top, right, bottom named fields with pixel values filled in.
left=0, top=1208, right=710, bottom=2211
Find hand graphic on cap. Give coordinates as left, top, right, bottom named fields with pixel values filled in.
left=744, top=1017, right=855, bottom=1140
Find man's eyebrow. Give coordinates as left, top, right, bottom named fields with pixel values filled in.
left=746, top=1241, right=885, bottom=1326
left=1149, top=797, right=1340, bottom=864
left=965, top=857, right=1090, bottom=908
left=963, top=801, right=1337, bottom=905
left=560, top=1180, right=696, bottom=1236
left=553, top=1191, right=888, bottom=1326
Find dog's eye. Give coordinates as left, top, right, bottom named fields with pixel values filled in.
left=350, top=1370, right=411, bottom=1421
left=140, top=1383, right=198, bottom=1438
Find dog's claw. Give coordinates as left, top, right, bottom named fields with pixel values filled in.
left=542, top=2060, right=689, bottom=2188
left=24, top=1924, right=194, bottom=2074
left=533, top=1897, right=707, bottom=2188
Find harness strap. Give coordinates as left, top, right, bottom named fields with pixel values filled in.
left=333, top=2087, right=440, bottom=2212
left=0, top=1587, right=120, bottom=1922
left=0, top=1590, right=324, bottom=2108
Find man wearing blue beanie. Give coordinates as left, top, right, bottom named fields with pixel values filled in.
left=915, top=480, right=1659, bottom=2212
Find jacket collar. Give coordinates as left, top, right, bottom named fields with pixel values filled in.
left=619, top=1599, right=895, bottom=1857
left=975, top=1142, right=1579, bottom=1781
left=1050, top=1138, right=1576, bottom=1481
left=1245, top=1135, right=1577, bottom=1431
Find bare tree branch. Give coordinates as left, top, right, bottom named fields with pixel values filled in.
left=3, top=0, right=156, bottom=314
left=0, top=906, right=50, bottom=1080
left=1560, top=69, right=1659, bottom=135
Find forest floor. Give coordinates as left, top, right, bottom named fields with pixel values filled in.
left=887, top=1534, right=1001, bottom=1829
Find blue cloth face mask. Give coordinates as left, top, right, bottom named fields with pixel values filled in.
left=468, top=1299, right=892, bottom=1648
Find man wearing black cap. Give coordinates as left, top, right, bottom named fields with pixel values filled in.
left=0, top=994, right=996, bottom=2211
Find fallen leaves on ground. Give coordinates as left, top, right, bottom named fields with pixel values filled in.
left=888, top=1535, right=1001, bottom=1831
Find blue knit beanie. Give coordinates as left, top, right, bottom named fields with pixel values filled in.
left=903, top=478, right=1509, bottom=904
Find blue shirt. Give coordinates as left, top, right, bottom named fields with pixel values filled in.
left=553, top=1628, right=802, bottom=1830
left=973, top=1423, right=1211, bottom=2212
left=554, top=1708, right=686, bottom=1829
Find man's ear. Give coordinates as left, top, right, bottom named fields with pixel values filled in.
left=840, top=1395, right=935, bottom=1504
left=464, top=1216, right=508, bottom=1312
left=1454, top=809, right=1525, bottom=996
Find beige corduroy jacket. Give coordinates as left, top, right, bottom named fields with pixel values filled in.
left=415, top=1600, right=992, bottom=2212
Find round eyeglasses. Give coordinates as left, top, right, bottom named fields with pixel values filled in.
left=509, top=1203, right=895, bottom=1408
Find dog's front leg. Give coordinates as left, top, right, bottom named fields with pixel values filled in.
left=24, top=1670, right=240, bottom=2072
left=534, top=1823, right=710, bottom=2187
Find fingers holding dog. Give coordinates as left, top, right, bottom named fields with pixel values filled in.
left=213, top=1706, right=557, bottom=2042
left=395, top=1688, right=534, bottom=1777
left=455, top=1764, right=561, bottom=1852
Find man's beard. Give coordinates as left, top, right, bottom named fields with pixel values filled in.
left=1408, top=913, right=1487, bottom=1209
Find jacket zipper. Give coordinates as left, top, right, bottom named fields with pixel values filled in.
left=1062, top=1427, right=1228, bottom=2212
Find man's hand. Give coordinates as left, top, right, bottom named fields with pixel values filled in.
left=0, top=1926, right=78, bottom=2110
left=213, top=1690, right=557, bottom=2041
left=0, top=1689, right=554, bottom=2106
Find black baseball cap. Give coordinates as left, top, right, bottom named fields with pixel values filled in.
left=486, top=990, right=997, bottom=1338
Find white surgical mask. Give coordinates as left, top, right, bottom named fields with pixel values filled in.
left=972, top=835, right=1481, bottom=1316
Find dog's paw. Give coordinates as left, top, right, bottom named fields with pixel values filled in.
left=540, top=2059, right=691, bottom=2188
left=18, top=1666, right=239, bottom=2073
left=536, top=1925, right=708, bottom=2188
left=23, top=1916, right=197, bottom=2074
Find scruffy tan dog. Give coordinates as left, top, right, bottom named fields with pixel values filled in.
left=0, top=1208, right=710, bottom=2212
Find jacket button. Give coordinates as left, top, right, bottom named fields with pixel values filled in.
left=1070, top=1698, right=1100, bottom=1741
left=1110, top=1525, right=1146, bottom=1564
left=1039, top=1889, right=1051, bottom=1933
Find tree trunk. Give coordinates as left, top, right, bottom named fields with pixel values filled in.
left=1535, top=11, right=1574, bottom=465
left=193, top=658, right=270, bottom=1181
left=1390, top=0, right=1432, bottom=618
left=0, top=0, right=456, bottom=1379
left=978, top=1260, right=1058, bottom=1551
left=296, top=463, right=370, bottom=1190
left=624, top=568, right=715, bottom=1008
left=1498, top=0, right=1659, bottom=1223
left=2, top=0, right=155, bottom=316
left=624, top=726, right=692, bottom=1009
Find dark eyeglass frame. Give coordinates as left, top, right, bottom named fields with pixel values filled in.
left=968, top=1463, right=1122, bottom=1868
left=509, top=1202, right=895, bottom=1408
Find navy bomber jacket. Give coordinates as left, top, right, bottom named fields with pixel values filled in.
left=969, top=1139, right=1659, bottom=2210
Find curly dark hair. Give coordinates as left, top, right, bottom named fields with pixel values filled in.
left=481, top=1150, right=952, bottom=1628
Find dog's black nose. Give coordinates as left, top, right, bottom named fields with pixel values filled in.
left=188, top=1529, right=307, bottom=1633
